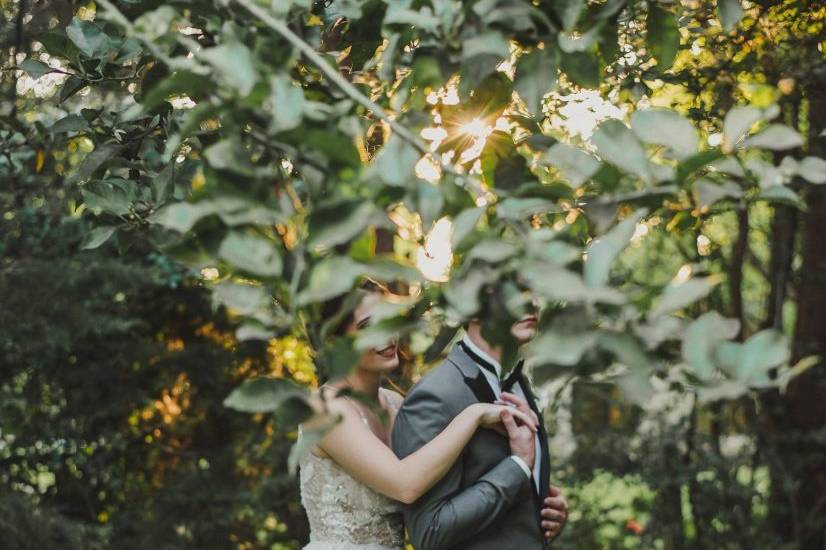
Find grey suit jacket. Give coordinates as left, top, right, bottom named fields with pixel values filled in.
left=391, top=344, right=550, bottom=550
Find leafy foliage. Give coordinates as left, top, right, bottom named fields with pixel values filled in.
left=4, top=0, right=826, bottom=546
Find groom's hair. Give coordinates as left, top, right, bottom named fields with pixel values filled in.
left=319, top=278, right=390, bottom=338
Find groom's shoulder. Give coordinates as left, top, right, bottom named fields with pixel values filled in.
left=405, top=354, right=465, bottom=400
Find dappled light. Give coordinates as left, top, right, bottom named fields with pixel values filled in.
left=3, top=0, right=825, bottom=547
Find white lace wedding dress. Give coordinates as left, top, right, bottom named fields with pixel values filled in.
left=298, top=402, right=405, bottom=549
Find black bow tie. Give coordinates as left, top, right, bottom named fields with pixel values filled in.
left=501, top=359, right=524, bottom=392
left=458, top=341, right=524, bottom=392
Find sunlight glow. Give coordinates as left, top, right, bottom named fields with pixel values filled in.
left=201, top=267, right=220, bottom=280
left=549, top=90, right=626, bottom=140
left=673, top=264, right=694, bottom=285
left=697, top=235, right=712, bottom=256
left=415, top=155, right=442, bottom=183
left=459, top=118, right=493, bottom=140
left=631, top=222, right=649, bottom=245
left=416, top=217, right=453, bottom=282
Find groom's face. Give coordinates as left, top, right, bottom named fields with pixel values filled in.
left=510, top=313, right=538, bottom=344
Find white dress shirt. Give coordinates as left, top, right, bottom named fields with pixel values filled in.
left=461, top=335, right=543, bottom=493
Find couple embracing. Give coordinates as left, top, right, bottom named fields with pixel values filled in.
left=299, top=282, right=568, bottom=549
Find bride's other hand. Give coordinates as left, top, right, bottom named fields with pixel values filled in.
left=471, top=403, right=537, bottom=432
left=496, top=392, right=539, bottom=426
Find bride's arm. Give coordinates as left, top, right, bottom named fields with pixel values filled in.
left=316, top=397, right=535, bottom=504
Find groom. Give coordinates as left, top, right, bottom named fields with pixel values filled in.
left=392, top=314, right=567, bottom=549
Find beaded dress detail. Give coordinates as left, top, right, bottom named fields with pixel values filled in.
left=298, top=393, right=404, bottom=550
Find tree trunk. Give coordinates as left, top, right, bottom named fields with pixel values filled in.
left=768, top=78, right=826, bottom=549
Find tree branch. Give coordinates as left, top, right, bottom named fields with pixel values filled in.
left=233, top=0, right=428, bottom=154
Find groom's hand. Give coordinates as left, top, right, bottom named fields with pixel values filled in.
left=541, top=485, right=567, bottom=541
left=501, top=410, right=536, bottom=470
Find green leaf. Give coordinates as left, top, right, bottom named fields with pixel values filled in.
left=19, top=59, right=52, bottom=78
left=723, top=106, right=762, bottom=151
left=630, top=109, right=699, bottom=159
left=204, top=139, right=255, bottom=175
left=694, top=178, right=742, bottom=208
left=797, top=156, right=826, bottom=184
left=451, top=207, right=485, bottom=248
left=133, top=5, right=178, bottom=40
left=151, top=164, right=175, bottom=205
left=467, top=239, right=518, bottom=263
left=49, top=114, right=89, bottom=134
left=743, top=124, right=804, bottom=151
left=269, top=74, right=306, bottom=131
left=309, top=200, right=377, bottom=249
left=591, top=119, right=652, bottom=183
left=212, top=282, right=271, bottom=316
left=59, top=75, right=87, bottom=104
left=66, top=18, right=114, bottom=58
left=757, top=185, right=804, bottom=209
left=318, top=336, right=361, bottom=381
left=363, top=258, right=424, bottom=284
left=634, top=316, right=684, bottom=349
left=462, top=32, right=510, bottom=60
left=165, top=102, right=220, bottom=159
left=68, top=142, right=123, bottom=184
left=560, top=50, right=600, bottom=88
left=615, top=368, right=655, bottom=406
left=236, top=322, right=276, bottom=341
left=646, top=6, right=679, bottom=70
left=80, top=226, right=116, bottom=250
left=413, top=180, right=444, bottom=229
left=648, top=277, right=718, bottom=319
left=373, top=135, right=420, bottom=186
left=443, top=269, right=492, bottom=316
left=532, top=329, right=598, bottom=366
left=288, top=414, right=339, bottom=474
left=150, top=201, right=217, bottom=233
left=584, top=210, right=646, bottom=287
left=297, top=257, right=364, bottom=305
left=682, top=312, right=740, bottom=380
left=558, top=25, right=602, bottom=53
left=81, top=178, right=136, bottom=216
left=199, top=42, right=258, bottom=96
left=523, top=263, right=625, bottom=304
left=599, top=332, right=652, bottom=370
left=545, top=143, right=600, bottom=187
left=141, top=71, right=215, bottom=111
left=553, top=0, right=585, bottom=30
left=514, top=48, right=558, bottom=116
left=218, top=231, right=283, bottom=277
left=223, top=377, right=306, bottom=413
left=496, top=197, right=559, bottom=219
left=718, top=0, right=744, bottom=31
left=717, top=329, right=790, bottom=385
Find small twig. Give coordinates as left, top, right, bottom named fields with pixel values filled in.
left=95, top=0, right=203, bottom=73
left=233, top=0, right=427, bottom=154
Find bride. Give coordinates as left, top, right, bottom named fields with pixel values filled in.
left=299, top=282, right=538, bottom=549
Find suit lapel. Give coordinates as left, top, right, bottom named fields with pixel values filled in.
left=447, top=350, right=496, bottom=403
left=446, top=344, right=497, bottom=404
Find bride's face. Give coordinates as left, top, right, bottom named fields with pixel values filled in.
left=347, top=291, right=399, bottom=373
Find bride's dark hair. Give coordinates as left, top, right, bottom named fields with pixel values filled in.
left=319, top=278, right=390, bottom=339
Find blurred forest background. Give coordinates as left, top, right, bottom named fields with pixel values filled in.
left=2, top=0, right=825, bottom=549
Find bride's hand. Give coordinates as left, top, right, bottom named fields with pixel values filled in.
left=496, top=392, right=540, bottom=427
left=470, top=403, right=538, bottom=433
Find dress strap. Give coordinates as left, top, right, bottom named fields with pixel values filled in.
left=344, top=396, right=370, bottom=426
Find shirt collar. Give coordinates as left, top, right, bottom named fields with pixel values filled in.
left=460, top=334, right=502, bottom=378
